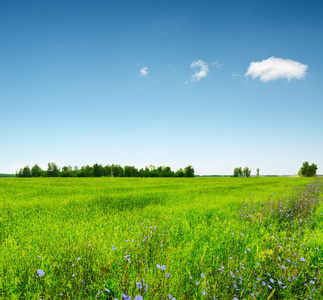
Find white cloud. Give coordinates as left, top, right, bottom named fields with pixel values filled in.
left=232, top=73, right=242, bottom=77
left=189, top=60, right=209, bottom=82
left=139, top=67, right=148, bottom=77
left=245, top=57, right=308, bottom=82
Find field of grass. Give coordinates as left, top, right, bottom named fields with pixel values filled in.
left=0, top=177, right=322, bottom=299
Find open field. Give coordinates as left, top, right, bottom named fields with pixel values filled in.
left=0, top=177, right=322, bottom=299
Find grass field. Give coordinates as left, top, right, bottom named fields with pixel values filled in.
left=0, top=177, right=322, bottom=299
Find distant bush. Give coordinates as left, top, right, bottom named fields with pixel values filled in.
left=298, top=161, right=318, bottom=177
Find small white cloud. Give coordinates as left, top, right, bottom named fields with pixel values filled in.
left=212, top=61, right=218, bottom=66
left=232, top=73, right=242, bottom=77
left=245, top=57, right=308, bottom=82
left=189, top=60, right=209, bottom=82
left=139, top=67, right=148, bottom=77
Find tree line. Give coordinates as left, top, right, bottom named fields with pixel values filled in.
left=16, top=163, right=195, bottom=178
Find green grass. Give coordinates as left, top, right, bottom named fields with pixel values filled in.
left=0, top=177, right=322, bottom=299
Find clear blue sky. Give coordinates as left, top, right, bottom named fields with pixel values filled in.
left=1, top=0, right=322, bottom=175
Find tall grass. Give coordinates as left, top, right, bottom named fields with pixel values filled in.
left=0, top=177, right=322, bottom=299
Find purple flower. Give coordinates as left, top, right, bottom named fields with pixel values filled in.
left=166, top=273, right=170, bottom=278
left=196, top=281, right=200, bottom=285
left=201, top=273, right=205, bottom=277
left=37, top=269, right=45, bottom=277
left=134, top=296, right=143, bottom=300
left=270, top=278, right=274, bottom=283
left=77, top=257, right=81, bottom=260
left=202, top=291, right=207, bottom=295
left=281, top=265, right=286, bottom=269
left=310, top=280, right=315, bottom=284
left=278, top=281, right=283, bottom=285
left=161, top=265, right=166, bottom=270
left=300, top=257, right=306, bottom=262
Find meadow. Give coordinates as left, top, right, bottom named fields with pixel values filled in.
left=0, top=177, right=322, bottom=300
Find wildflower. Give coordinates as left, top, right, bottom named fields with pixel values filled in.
left=161, top=265, right=166, bottom=270
left=105, top=288, right=110, bottom=292
left=281, top=265, right=286, bottom=269
left=72, top=263, right=75, bottom=267
left=189, top=276, right=192, bottom=279
left=136, top=282, right=143, bottom=289
left=202, top=291, right=207, bottom=295
left=72, top=274, right=75, bottom=277
left=287, top=258, right=291, bottom=263
left=247, top=248, right=250, bottom=252
left=37, top=269, right=45, bottom=277
left=262, top=282, right=266, bottom=286
left=268, top=285, right=272, bottom=289
left=278, top=281, right=283, bottom=285
left=300, top=257, right=306, bottom=262
left=240, top=233, right=243, bottom=236
left=166, top=273, right=170, bottom=278
left=196, top=281, right=200, bottom=285
left=201, top=273, right=205, bottom=277
left=156, top=264, right=161, bottom=268
left=134, top=296, right=143, bottom=300
left=310, top=280, right=315, bottom=284
left=88, top=244, right=91, bottom=246
left=38, top=256, right=41, bottom=258
left=77, top=257, right=81, bottom=260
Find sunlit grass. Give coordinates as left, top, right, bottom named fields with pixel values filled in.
left=0, top=177, right=322, bottom=299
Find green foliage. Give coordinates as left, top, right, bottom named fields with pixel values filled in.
left=234, top=167, right=251, bottom=177
left=31, top=164, right=43, bottom=177
left=47, top=162, right=59, bottom=177
left=16, top=163, right=196, bottom=178
left=233, top=167, right=243, bottom=177
left=298, top=161, right=318, bottom=177
left=256, top=168, right=260, bottom=177
left=243, top=166, right=251, bottom=177
left=184, top=165, right=194, bottom=177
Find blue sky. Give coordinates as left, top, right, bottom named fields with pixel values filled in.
left=1, top=0, right=322, bottom=175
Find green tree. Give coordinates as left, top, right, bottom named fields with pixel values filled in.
left=233, top=167, right=243, bottom=177
left=47, top=162, right=59, bottom=177
left=92, top=163, right=103, bottom=177
left=243, top=167, right=251, bottom=177
left=176, top=168, right=185, bottom=177
left=31, top=164, right=42, bottom=177
left=21, top=166, right=32, bottom=177
left=256, top=168, right=260, bottom=177
left=298, top=162, right=318, bottom=177
left=184, top=165, right=195, bottom=177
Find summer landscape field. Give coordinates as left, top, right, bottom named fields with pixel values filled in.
left=1, top=177, right=322, bottom=299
